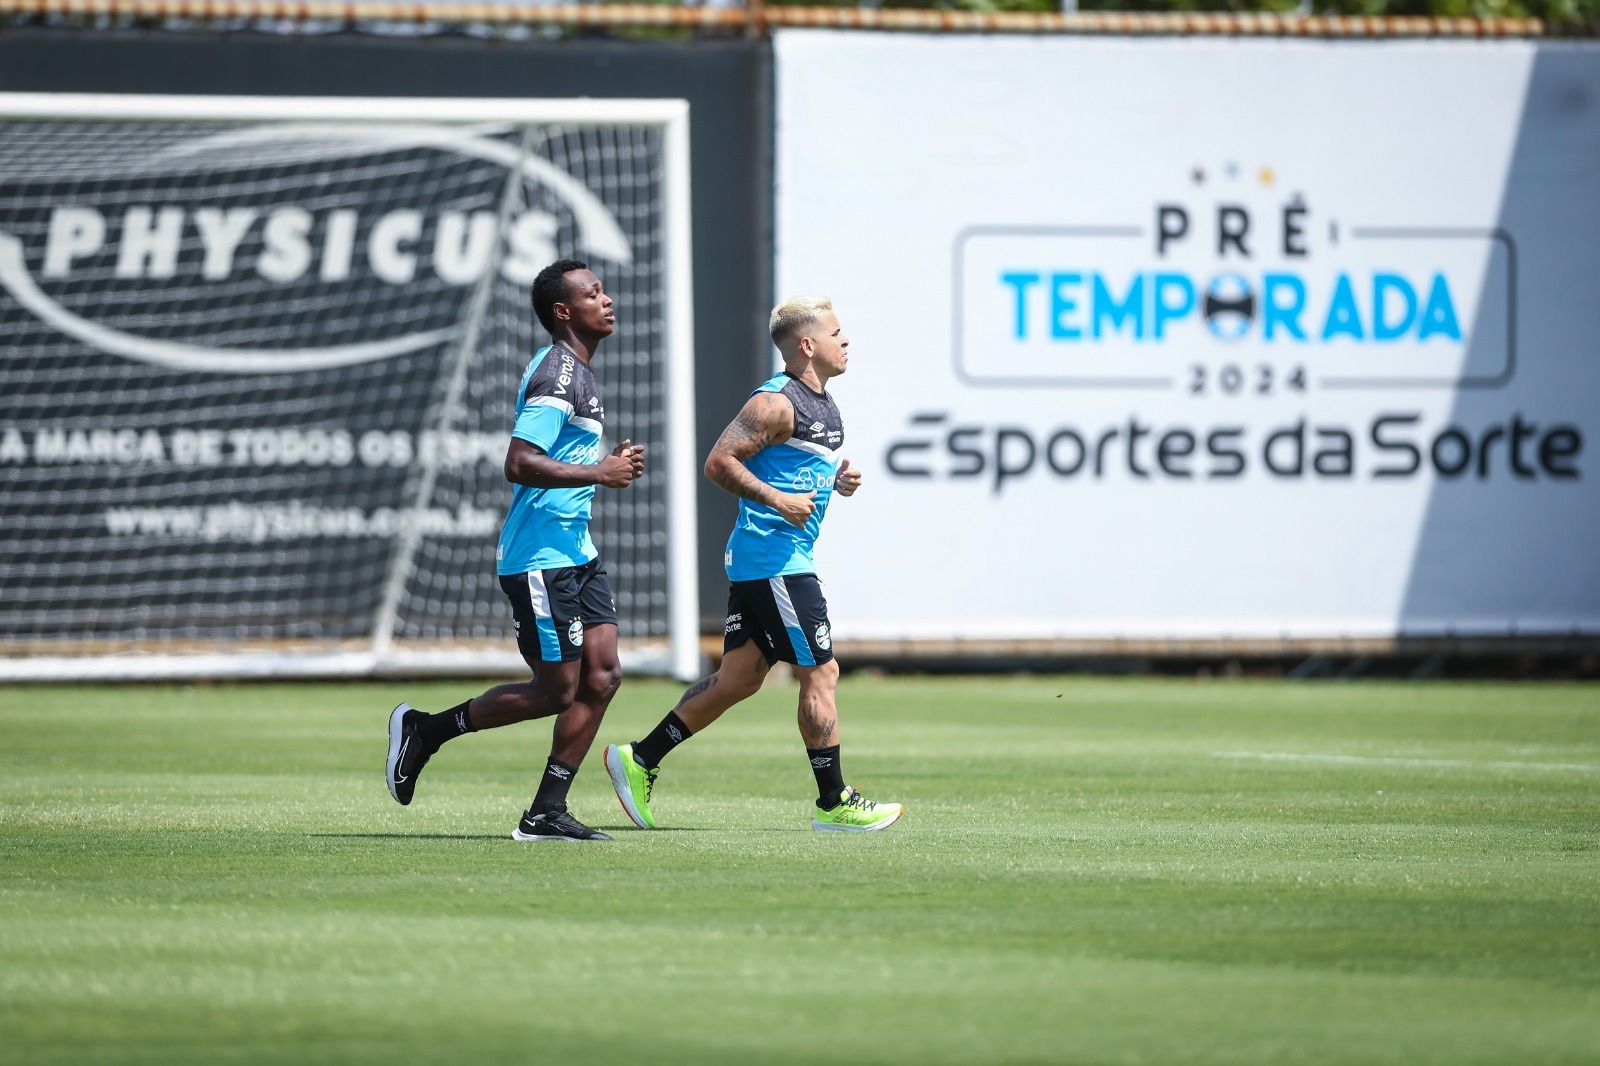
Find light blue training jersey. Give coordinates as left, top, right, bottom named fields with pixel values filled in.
left=496, top=343, right=607, bottom=574
left=724, top=371, right=845, bottom=581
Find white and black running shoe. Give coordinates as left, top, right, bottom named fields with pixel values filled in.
left=511, top=808, right=613, bottom=842
left=385, top=702, right=432, bottom=806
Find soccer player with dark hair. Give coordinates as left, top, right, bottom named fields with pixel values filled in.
left=603, top=296, right=903, bottom=833
left=385, top=259, right=645, bottom=842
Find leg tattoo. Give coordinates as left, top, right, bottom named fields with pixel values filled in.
left=673, top=674, right=716, bottom=712
left=799, top=693, right=837, bottom=748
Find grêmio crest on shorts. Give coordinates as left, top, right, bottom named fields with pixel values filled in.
left=497, top=343, right=608, bottom=574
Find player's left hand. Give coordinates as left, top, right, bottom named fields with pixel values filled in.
left=833, top=458, right=862, bottom=496
left=614, top=440, right=646, bottom=480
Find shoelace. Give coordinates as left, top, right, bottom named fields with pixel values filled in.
left=842, top=788, right=876, bottom=812
left=544, top=810, right=591, bottom=835
left=643, top=765, right=660, bottom=802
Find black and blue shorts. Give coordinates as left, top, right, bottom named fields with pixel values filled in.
left=499, top=559, right=618, bottom=665
left=723, top=573, right=834, bottom=668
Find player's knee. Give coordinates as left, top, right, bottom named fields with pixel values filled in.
left=581, top=660, right=623, bottom=703
left=496, top=678, right=573, bottom=720
left=535, top=673, right=580, bottom=713
left=800, top=658, right=840, bottom=693
left=723, top=668, right=764, bottom=702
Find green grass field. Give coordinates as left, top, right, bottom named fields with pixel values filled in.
left=2, top=675, right=1597, bottom=1064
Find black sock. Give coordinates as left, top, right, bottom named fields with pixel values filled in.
left=531, top=757, right=578, bottom=814
left=631, top=710, right=692, bottom=770
left=807, top=745, right=845, bottom=808
left=418, top=701, right=476, bottom=751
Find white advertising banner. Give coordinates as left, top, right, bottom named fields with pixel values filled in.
left=774, top=33, right=1600, bottom=641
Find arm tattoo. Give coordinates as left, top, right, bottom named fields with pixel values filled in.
left=710, top=461, right=778, bottom=506
left=707, top=394, right=792, bottom=504
left=727, top=406, right=777, bottom=451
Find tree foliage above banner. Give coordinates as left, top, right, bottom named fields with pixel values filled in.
left=777, top=0, right=1598, bottom=25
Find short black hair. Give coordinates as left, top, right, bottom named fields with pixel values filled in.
left=530, top=258, right=589, bottom=334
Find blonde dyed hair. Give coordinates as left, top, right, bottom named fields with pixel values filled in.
left=768, top=295, right=834, bottom=351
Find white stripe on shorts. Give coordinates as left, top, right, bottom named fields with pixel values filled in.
left=768, top=576, right=801, bottom=631
left=525, top=570, right=553, bottom=619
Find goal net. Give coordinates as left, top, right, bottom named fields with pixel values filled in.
left=0, top=94, right=699, bottom=681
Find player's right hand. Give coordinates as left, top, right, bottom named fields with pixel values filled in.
left=773, top=490, right=816, bottom=527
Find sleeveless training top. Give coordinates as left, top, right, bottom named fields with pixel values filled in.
left=723, top=371, right=845, bottom=581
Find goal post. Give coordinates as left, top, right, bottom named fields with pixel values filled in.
left=0, top=93, right=701, bottom=682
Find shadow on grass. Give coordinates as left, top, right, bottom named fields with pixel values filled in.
left=573, top=825, right=711, bottom=834
left=307, top=828, right=710, bottom=840
left=307, top=833, right=508, bottom=841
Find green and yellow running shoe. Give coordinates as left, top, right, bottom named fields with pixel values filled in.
left=604, top=742, right=659, bottom=829
left=811, top=786, right=904, bottom=832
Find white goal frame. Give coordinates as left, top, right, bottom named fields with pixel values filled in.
left=0, top=93, right=701, bottom=682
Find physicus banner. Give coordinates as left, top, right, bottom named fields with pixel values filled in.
left=775, top=34, right=1600, bottom=640
left=0, top=103, right=674, bottom=646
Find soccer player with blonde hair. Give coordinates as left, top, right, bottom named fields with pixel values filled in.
left=604, top=296, right=903, bottom=832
